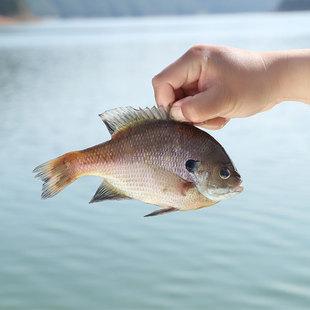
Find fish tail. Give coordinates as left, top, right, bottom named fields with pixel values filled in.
left=33, top=151, right=81, bottom=199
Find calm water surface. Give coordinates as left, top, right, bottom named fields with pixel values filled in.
left=0, top=12, right=310, bottom=310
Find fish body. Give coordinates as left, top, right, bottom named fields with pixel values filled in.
left=33, top=106, right=243, bottom=216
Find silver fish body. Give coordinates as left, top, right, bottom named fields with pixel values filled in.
left=33, top=106, right=243, bottom=216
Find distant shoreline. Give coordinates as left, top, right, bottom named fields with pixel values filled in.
left=1, top=9, right=310, bottom=26
left=0, top=14, right=39, bottom=26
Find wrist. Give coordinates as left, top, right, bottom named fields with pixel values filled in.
left=261, top=50, right=310, bottom=105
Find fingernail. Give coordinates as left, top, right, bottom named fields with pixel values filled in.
left=170, top=102, right=186, bottom=121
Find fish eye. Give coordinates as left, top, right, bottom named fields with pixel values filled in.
left=219, top=167, right=231, bottom=179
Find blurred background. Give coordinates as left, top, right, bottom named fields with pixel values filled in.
left=1, top=0, right=310, bottom=19
left=0, top=1, right=310, bottom=309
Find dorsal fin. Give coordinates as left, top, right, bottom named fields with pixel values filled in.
left=99, top=106, right=169, bottom=135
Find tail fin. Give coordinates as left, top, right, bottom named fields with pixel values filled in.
left=33, top=151, right=80, bottom=199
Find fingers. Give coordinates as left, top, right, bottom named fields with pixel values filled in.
left=153, top=45, right=230, bottom=130
left=170, top=85, right=229, bottom=123
left=152, top=82, right=176, bottom=112
left=152, top=47, right=204, bottom=110
left=197, top=117, right=230, bottom=130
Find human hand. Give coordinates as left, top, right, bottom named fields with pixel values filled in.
left=152, top=45, right=310, bottom=129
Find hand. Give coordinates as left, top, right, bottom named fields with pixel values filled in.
left=152, top=45, right=310, bottom=129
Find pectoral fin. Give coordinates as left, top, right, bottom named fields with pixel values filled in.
left=144, top=207, right=178, bottom=217
left=181, top=181, right=195, bottom=196
left=89, top=181, right=130, bottom=203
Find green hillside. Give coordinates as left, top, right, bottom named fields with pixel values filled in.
left=1, top=0, right=285, bottom=18
left=25, top=0, right=280, bottom=17
left=0, top=0, right=27, bottom=16
left=278, top=0, right=310, bottom=11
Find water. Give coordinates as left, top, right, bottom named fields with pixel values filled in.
left=0, top=12, right=310, bottom=310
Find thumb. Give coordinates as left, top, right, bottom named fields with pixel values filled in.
left=198, top=117, right=230, bottom=130
left=170, top=85, right=227, bottom=123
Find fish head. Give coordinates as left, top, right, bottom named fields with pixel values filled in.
left=185, top=157, right=243, bottom=202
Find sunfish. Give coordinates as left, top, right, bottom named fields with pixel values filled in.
left=33, top=106, right=243, bottom=217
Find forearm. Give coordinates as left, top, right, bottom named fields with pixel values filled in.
left=262, top=49, right=310, bottom=105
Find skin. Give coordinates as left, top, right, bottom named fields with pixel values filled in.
left=152, top=45, right=310, bottom=129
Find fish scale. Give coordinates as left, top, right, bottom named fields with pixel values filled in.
left=33, top=106, right=242, bottom=216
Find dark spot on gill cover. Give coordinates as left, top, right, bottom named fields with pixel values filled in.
left=185, top=159, right=200, bottom=173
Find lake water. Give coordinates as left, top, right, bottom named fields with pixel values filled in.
left=0, top=11, right=310, bottom=310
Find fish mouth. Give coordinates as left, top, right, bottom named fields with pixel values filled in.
left=203, top=184, right=243, bottom=201
left=233, top=185, right=244, bottom=193
left=196, top=177, right=244, bottom=202
left=229, top=177, right=243, bottom=193
left=222, top=185, right=243, bottom=198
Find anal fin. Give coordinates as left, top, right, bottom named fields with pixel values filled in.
left=89, top=180, right=130, bottom=203
left=144, top=207, right=178, bottom=217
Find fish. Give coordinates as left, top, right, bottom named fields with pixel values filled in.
left=33, top=106, right=243, bottom=217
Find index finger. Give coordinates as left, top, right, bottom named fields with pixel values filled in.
left=152, top=47, right=204, bottom=110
